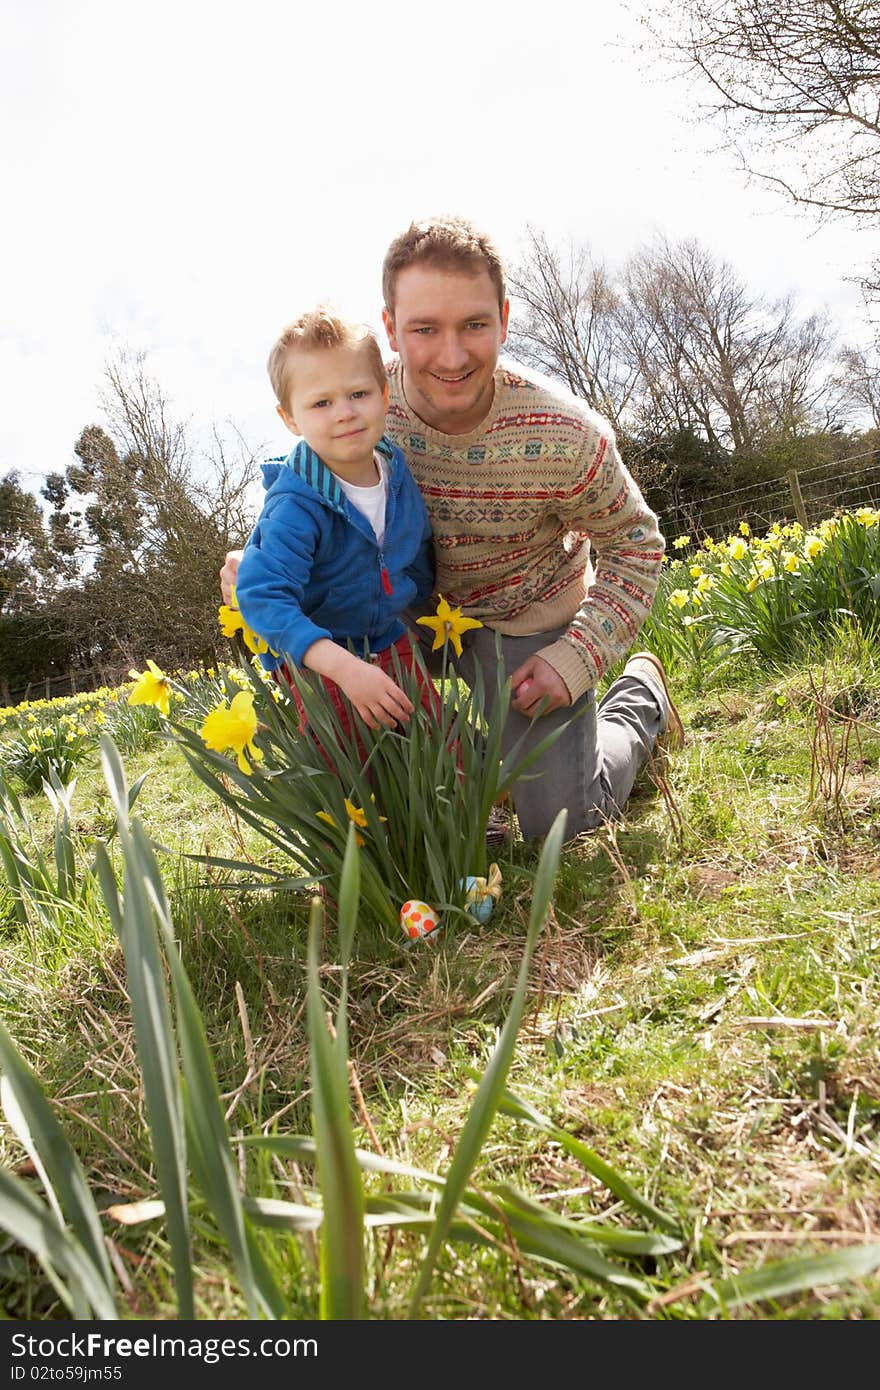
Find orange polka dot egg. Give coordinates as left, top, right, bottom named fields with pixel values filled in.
left=400, top=899, right=441, bottom=940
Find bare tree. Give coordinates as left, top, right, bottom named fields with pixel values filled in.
left=99, top=351, right=261, bottom=661
left=507, top=223, right=843, bottom=487
left=838, top=342, right=880, bottom=425
left=39, top=349, right=261, bottom=670
left=507, top=227, right=639, bottom=429
left=642, top=1, right=880, bottom=219
left=618, top=238, right=840, bottom=452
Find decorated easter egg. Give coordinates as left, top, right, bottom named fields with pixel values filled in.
left=461, top=863, right=503, bottom=923
left=462, top=877, right=495, bottom=923
left=400, top=899, right=441, bottom=940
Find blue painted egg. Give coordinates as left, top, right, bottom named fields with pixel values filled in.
left=461, top=876, right=496, bottom=923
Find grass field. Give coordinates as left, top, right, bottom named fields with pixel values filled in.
left=2, top=518, right=880, bottom=1320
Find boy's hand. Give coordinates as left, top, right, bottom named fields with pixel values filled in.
left=220, top=550, right=244, bottom=606
left=337, top=659, right=415, bottom=730
left=304, top=640, right=414, bottom=729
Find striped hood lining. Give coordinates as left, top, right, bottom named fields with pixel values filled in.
left=277, top=435, right=395, bottom=511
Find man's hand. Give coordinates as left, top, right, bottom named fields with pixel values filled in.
left=220, top=549, right=244, bottom=606
left=509, top=654, right=571, bottom=717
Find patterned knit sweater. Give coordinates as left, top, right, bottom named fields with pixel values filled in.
left=384, top=357, right=664, bottom=703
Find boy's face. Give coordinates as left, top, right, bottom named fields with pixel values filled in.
left=382, top=263, right=509, bottom=435
left=279, top=343, right=388, bottom=474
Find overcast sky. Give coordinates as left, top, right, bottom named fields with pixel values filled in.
left=2, top=0, right=874, bottom=493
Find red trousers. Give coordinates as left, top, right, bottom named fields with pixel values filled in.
left=281, top=633, right=441, bottom=767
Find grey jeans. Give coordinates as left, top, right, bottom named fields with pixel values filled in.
left=409, top=618, right=669, bottom=842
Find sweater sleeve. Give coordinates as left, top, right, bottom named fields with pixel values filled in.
left=235, top=497, right=334, bottom=670
left=535, top=428, right=665, bottom=702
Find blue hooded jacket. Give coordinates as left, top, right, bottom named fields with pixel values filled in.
left=235, top=435, right=434, bottom=671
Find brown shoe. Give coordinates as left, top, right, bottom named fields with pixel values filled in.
left=485, top=804, right=513, bottom=848
left=624, top=651, right=684, bottom=750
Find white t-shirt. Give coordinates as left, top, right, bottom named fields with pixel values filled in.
left=336, top=451, right=388, bottom=546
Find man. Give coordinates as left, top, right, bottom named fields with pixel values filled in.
left=222, top=216, right=682, bottom=840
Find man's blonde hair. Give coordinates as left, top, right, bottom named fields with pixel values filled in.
left=382, top=216, right=507, bottom=315
left=267, top=307, right=387, bottom=409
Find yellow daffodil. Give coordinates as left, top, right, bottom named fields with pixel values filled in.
left=694, top=573, right=714, bottom=595
left=417, top=596, right=482, bottom=659
left=217, top=605, right=241, bottom=638
left=689, top=564, right=703, bottom=579
left=782, top=551, right=800, bottom=573
left=128, top=660, right=172, bottom=717
left=349, top=795, right=386, bottom=826
left=317, top=795, right=386, bottom=847
left=672, top=535, right=691, bottom=550
left=200, top=691, right=263, bottom=775
left=856, top=506, right=879, bottom=528
left=803, top=534, right=824, bottom=559
left=739, top=521, right=751, bottom=537
left=218, top=602, right=270, bottom=656
left=669, top=588, right=690, bottom=608
left=343, top=798, right=369, bottom=829
left=727, top=536, right=748, bottom=560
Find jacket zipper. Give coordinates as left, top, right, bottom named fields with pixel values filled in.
left=379, top=551, right=393, bottom=596
left=379, top=464, right=396, bottom=596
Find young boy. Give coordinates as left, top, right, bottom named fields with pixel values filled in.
left=234, top=308, right=436, bottom=737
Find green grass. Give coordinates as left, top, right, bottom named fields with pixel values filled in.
left=1, top=633, right=880, bottom=1319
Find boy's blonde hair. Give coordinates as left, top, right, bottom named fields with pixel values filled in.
left=267, top=307, right=387, bottom=409
left=382, top=216, right=507, bottom=315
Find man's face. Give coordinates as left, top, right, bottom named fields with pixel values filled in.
left=382, top=263, right=509, bottom=435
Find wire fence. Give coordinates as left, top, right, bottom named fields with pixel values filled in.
left=656, top=451, right=880, bottom=542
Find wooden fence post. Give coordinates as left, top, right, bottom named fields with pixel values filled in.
left=787, top=468, right=809, bottom=529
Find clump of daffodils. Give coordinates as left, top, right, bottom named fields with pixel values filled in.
left=649, top=505, right=880, bottom=673
left=163, top=595, right=564, bottom=942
